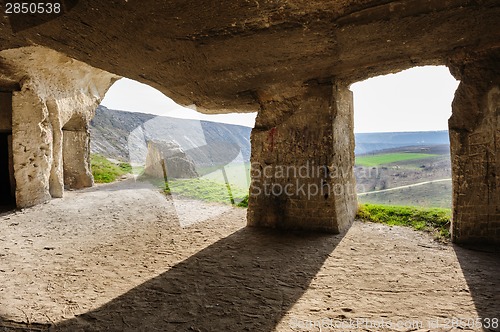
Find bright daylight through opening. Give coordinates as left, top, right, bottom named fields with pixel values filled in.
left=351, top=66, right=459, bottom=209
left=91, top=67, right=460, bottom=212
left=91, top=78, right=255, bottom=223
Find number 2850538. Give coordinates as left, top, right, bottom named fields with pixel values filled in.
left=5, top=2, right=61, bottom=14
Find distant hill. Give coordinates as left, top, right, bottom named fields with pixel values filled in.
left=354, top=131, right=449, bottom=155
left=90, top=106, right=450, bottom=163
left=90, top=106, right=156, bottom=159
left=90, top=106, right=252, bottom=167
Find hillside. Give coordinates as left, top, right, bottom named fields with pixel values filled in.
left=354, top=131, right=450, bottom=155
left=90, top=108, right=452, bottom=207
left=91, top=106, right=450, bottom=162
left=90, top=106, right=252, bottom=167
left=90, top=106, right=156, bottom=159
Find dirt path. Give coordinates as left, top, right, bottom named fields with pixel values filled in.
left=0, top=179, right=498, bottom=331
left=358, top=178, right=452, bottom=196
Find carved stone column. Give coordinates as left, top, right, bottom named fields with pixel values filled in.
left=63, top=129, right=94, bottom=189
left=448, top=50, right=500, bottom=246
left=247, top=81, right=357, bottom=233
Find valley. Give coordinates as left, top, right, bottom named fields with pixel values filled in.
left=355, top=145, right=452, bottom=208
left=90, top=108, right=452, bottom=209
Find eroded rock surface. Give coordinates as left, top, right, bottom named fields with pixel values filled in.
left=144, top=140, right=199, bottom=179
left=0, top=46, right=117, bottom=207
left=1, top=1, right=499, bottom=112
left=448, top=51, right=500, bottom=246
left=0, top=1, right=499, bottom=244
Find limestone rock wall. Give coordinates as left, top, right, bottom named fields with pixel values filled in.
left=331, top=84, right=358, bottom=231
left=62, top=130, right=93, bottom=189
left=247, top=82, right=357, bottom=233
left=0, top=2, right=498, bottom=244
left=449, top=50, right=500, bottom=246
left=144, top=141, right=199, bottom=180
left=144, top=141, right=166, bottom=180
left=1, top=1, right=498, bottom=113
left=11, top=85, right=53, bottom=207
left=0, top=46, right=118, bottom=208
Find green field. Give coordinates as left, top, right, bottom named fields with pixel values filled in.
left=355, top=153, right=438, bottom=167
left=358, top=180, right=452, bottom=209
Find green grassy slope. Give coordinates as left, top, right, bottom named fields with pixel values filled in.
left=355, top=153, right=438, bottom=167
left=357, top=203, right=451, bottom=240
left=90, top=154, right=132, bottom=183
left=358, top=180, right=452, bottom=209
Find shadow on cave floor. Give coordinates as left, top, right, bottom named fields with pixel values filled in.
left=0, top=318, right=49, bottom=332
left=51, top=227, right=344, bottom=332
left=453, top=245, right=500, bottom=331
left=0, top=204, right=16, bottom=217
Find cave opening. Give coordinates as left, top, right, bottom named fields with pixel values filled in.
left=350, top=66, right=459, bottom=210
left=0, top=91, right=16, bottom=209
left=96, top=78, right=255, bottom=195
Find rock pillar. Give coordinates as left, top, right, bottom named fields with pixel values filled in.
left=63, top=129, right=94, bottom=189
left=449, top=51, right=500, bottom=246
left=11, top=87, right=53, bottom=208
left=1, top=46, right=118, bottom=208
left=247, top=82, right=357, bottom=233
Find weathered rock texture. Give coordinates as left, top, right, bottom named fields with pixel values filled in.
left=144, top=140, right=199, bottom=179
left=1, top=1, right=498, bottom=112
left=248, top=82, right=357, bottom=232
left=62, top=130, right=93, bottom=189
left=448, top=50, right=500, bottom=247
left=0, top=47, right=118, bottom=207
left=0, top=1, right=499, bottom=244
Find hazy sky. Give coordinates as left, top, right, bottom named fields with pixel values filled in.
left=101, top=66, right=459, bottom=132
left=351, top=66, right=459, bottom=133
left=100, top=78, right=257, bottom=127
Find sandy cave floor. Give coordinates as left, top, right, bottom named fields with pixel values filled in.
left=0, top=179, right=499, bottom=332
